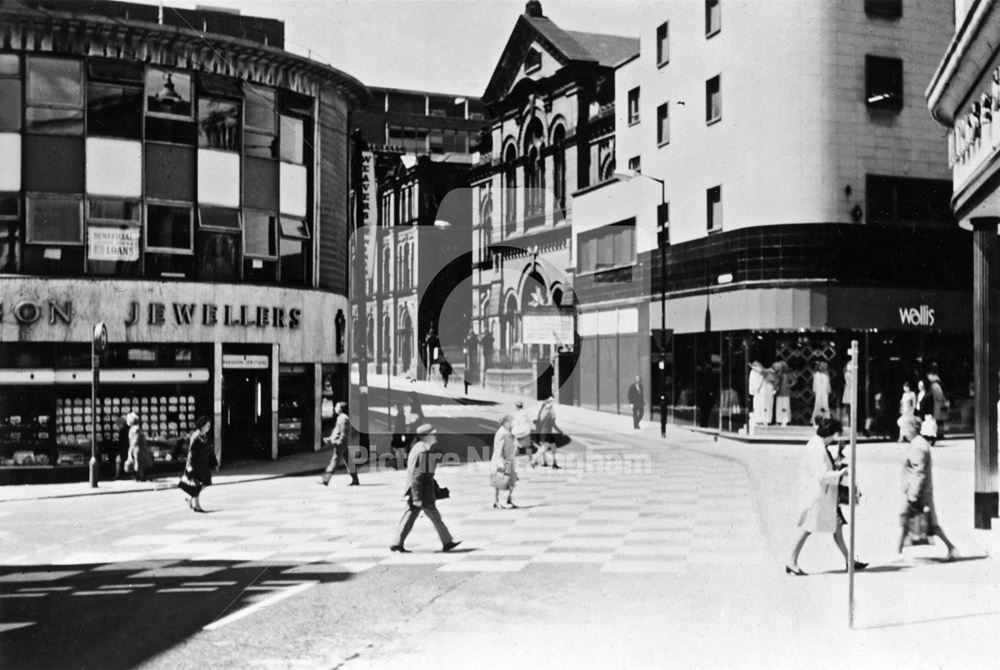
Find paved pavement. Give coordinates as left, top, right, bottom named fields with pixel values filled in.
left=3, top=374, right=1000, bottom=668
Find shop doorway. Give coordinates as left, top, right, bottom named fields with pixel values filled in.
left=222, top=370, right=270, bottom=461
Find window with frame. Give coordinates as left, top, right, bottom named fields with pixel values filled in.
left=657, top=102, right=669, bottom=145
left=245, top=85, right=278, bottom=158
left=146, top=201, right=193, bottom=252
left=279, top=89, right=312, bottom=165
left=279, top=217, right=310, bottom=286
left=628, top=87, right=640, bottom=125
left=26, top=193, right=83, bottom=244
left=145, top=68, right=195, bottom=144
left=243, top=209, right=278, bottom=282
left=706, top=0, right=721, bottom=36
left=87, top=60, right=143, bottom=139
left=198, top=98, right=241, bottom=151
left=0, top=54, right=21, bottom=132
left=628, top=156, right=641, bottom=173
left=577, top=219, right=636, bottom=274
left=86, top=197, right=141, bottom=276
left=865, top=0, right=902, bottom=18
left=25, top=57, right=83, bottom=135
left=865, top=55, right=903, bottom=111
left=0, top=194, right=20, bottom=272
left=706, top=75, right=721, bottom=123
left=657, top=22, right=669, bottom=66
left=707, top=185, right=722, bottom=232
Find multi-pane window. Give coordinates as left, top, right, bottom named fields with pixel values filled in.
left=628, top=87, right=640, bottom=125
left=657, top=103, right=669, bottom=145
left=865, top=55, right=903, bottom=111
left=578, top=220, right=636, bottom=273
left=657, top=22, right=669, bottom=66
left=26, top=57, right=83, bottom=135
left=278, top=217, right=310, bottom=285
left=279, top=89, right=312, bottom=165
left=198, top=98, right=240, bottom=151
left=707, top=186, right=722, bottom=232
left=87, top=60, right=143, bottom=139
left=0, top=55, right=21, bottom=132
left=196, top=206, right=241, bottom=281
left=706, top=0, right=721, bottom=36
left=706, top=76, right=721, bottom=123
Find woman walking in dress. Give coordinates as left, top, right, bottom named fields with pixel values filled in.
left=897, top=416, right=957, bottom=561
left=179, top=416, right=216, bottom=512
left=125, top=412, right=153, bottom=482
left=530, top=396, right=560, bottom=469
left=491, top=415, right=519, bottom=509
left=898, top=381, right=916, bottom=442
left=786, top=417, right=867, bottom=575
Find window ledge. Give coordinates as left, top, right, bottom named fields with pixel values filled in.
left=657, top=59, right=669, bottom=69
left=628, top=119, right=640, bottom=127
left=657, top=139, right=670, bottom=148
left=706, top=117, right=722, bottom=127
left=706, top=28, right=721, bottom=39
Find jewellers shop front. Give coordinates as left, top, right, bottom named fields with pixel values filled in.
left=0, top=278, right=348, bottom=483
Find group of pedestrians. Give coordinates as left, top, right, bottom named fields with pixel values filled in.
left=785, top=415, right=957, bottom=576
left=896, top=365, right=949, bottom=445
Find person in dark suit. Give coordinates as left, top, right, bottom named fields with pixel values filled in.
left=627, top=375, right=645, bottom=430
left=390, top=424, right=460, bottom=553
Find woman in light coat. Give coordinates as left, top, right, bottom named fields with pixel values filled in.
left=491, top=414, right=519, bottom=509
left=125, top=412, right=154, bottom=482
left=786, top=417, right=867, bottom=575
left=897, top=416, right=957, bottom=561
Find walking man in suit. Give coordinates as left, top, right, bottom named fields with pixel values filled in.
left=628, top=375, right=645, bottom=430
left=390, top=424, right=461, bottom=553
left=321, top=401, right=359, bottom=486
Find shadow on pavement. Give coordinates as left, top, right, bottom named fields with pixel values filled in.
left=856, top=609, right=1000, bottom=631
left=0, top=560, right=355, bottom=670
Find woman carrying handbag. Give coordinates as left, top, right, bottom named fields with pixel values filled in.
left=491, top=415, right=519, bottom=509
left=178, top=416, right=216, bottom=513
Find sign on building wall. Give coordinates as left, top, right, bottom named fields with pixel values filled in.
left=87, top=227, right=140, bottom=262
left=522, top=313, right=575, bottom=345
left=222, top=354, right=269, bottom=369
left=360, top=150, right=376, bottom=227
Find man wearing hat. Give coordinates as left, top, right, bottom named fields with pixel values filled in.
left=390, top=423, right=460, bottom=553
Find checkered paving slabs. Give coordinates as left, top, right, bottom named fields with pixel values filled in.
left=3, top=449, right=771, bottom=580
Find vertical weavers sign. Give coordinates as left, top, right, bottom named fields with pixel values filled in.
left=360, top=150, right=376, bottom=227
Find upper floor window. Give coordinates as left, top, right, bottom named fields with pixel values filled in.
left=87, top=60, right=143, bottom=140
left=707, top=185, right=722, bottom=232
left=657, top=22, right=669, bottom=66
left=26, top=57, right=83, bottom=135
left=0, top=55, right=20, bottom=132
left=628, top=156, right=641, bottom=173
left=706, top=76, right=721, bottom=124
left=865, top=0, right=902, bottom=18
left=706, top=0, right=721, bottom=37
left=279, top=90, right=313, bottom=165
left=245, top=85, right=277, bottom=158
left=198, top=98, right=241, bottom=151
left=578, top=219, right=636, bottom=274
left=866, top=55, right=903, bottom=112
left=628, top=87, right=640, bottom=125
left=657, top=102, right=670, bottom=145
left=146, top=68, right=195, bottom=144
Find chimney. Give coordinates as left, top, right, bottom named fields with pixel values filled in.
left=525, top=1, right=543, bottom=18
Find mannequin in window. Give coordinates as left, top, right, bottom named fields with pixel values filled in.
left=760, top=365, right=776, bottom=426
left=811, top=361, right=832, bottom=424
left=773, top=361, right=792, bottom=427
left=748, top=361, right=765, bottom=425
left=841, top=362, right=854, bottom=428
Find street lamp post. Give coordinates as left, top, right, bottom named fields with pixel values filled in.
left=615, top=170, right=668, bottom=437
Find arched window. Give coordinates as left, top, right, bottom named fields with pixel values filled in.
left=523, top=118, right=545, bottom=220
left=479, top=186, right=493, bottom=263
left=552, top=124, right=566, bottom=219
left=382, top=314, right=391, bottom=363
left=504, top=144, right=517, bottom=233
left=366, top=314, right=375, bottom=356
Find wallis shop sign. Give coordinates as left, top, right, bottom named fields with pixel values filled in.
left=0, top=299, right=302, bottom=330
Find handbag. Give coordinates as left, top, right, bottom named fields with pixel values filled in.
left=920, top=415, right=938, bottom=438
left=906, top=504, right=930, bottom=545
left=177, top=470, right=200, bottom=497
left=490, top=469, right=512, bottom=491
left=434, top=480, right=450, bottom=499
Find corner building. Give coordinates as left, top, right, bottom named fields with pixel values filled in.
left=607, top=0, right=970, bottom=435
left=0, top=1, right=369, bottom=481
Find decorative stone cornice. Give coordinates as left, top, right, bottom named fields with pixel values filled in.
left=0, top=4, right=371, bottom=105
